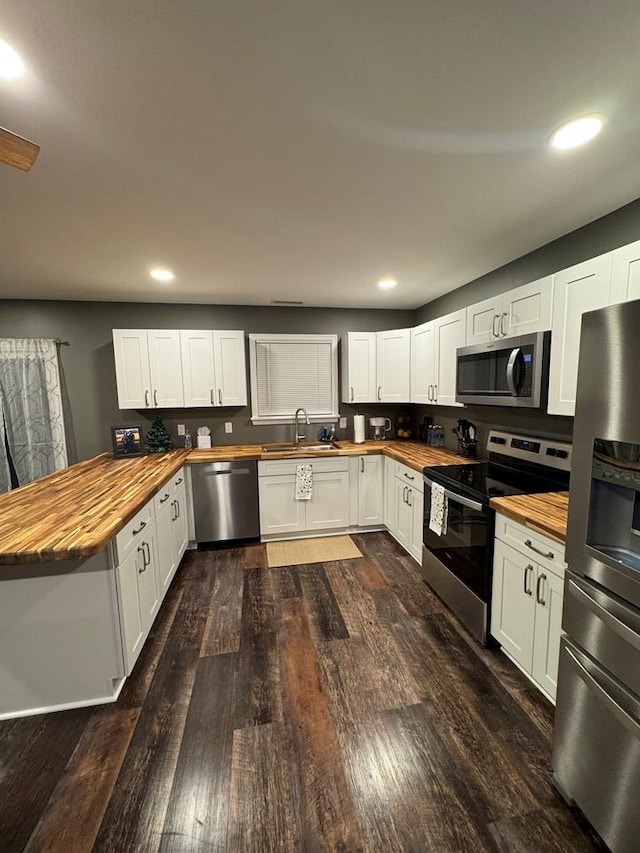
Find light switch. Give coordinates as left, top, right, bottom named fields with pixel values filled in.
left=225, top=422, right=233, bottom=434
left=339, top=417, right=347, bottom=429
left=177, top=424, right=185, bottom=436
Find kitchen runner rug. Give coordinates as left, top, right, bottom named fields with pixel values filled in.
left=266, top=535, right=362, bottom=568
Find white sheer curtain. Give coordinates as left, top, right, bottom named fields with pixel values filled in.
left=0, top=339, right=68, bottom=493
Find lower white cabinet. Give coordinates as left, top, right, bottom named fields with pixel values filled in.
left=491, top=514, right=566, bottom=702
left=388, top=460, right=424, bottom=563
left=154, top=467, right=189, bottom=596
left=357, top=454, right=384, bottom=526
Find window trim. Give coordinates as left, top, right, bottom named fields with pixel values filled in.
left=248, top=333, right=339, bottom=425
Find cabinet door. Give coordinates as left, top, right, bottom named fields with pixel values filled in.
left=532, top=568, right=564, bottom=701
left=213, top=330, right=247, bottom=407
left=154, top=498, right=175, bottom=598
left=115, top=546, right=146, bottom=675
left=490, top=539, right=535, bottom=671
left=376, top=329, right=411, bottom=402
left=610, top=239, right=640, bottom=304
left=112, top=329, right=152, bottom=410
left=342, top=332, right=377, bottom=403
left=502, top=276, right=553, bottom=337
left=410, top=322, right=435, bottom=404
left=180, top=330, right=216, bottom=407
left=384, top=458, right=397, bottom=533
left=137, top=531, right=160, bottom=629
left=171, top=474, right=189, bottom=565
left=395, top=477, right=412, bottom=548
left=147, top=330, right=184, bottom=407
left=358, top=455, right=383, bottom=526
left=259, top=475, right=306, bottom=535
left=547, top=253, right=613, bottom=416
left=306, top=470, right=350, bottom=531
left=408, top=486, right=424, bottom=564
left=466, top=296, right=502, bottom=345
left=433, top=309, right=466, bottom=407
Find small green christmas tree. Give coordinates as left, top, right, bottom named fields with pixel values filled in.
left=145, top=416, right=173, bottom=453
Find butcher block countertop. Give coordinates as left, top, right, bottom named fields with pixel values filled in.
left=489, top=491, right=570, bottom=543
left=0, top=440, right=467, bottom=565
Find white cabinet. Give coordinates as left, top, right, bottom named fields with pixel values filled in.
left=610, top=239, right=640, bottom=304
left=376, top=328, right=411, bottom=402
left=465, top=277, right=553, bottom=345
left=171, top=471, right=189, bottom=562
left=357, top=454, right=384, bottom=526
left=388, top=461, right=424, bottom=563
left=384, top=457, right=397, bottom=530
left=113, top=329, right=183, bottom=409
left=258, top=457, right=350, bottom=538
left=411, top=309, right=465, bottom=407
left=154, top=467, right=188, bottom=596
left=547, top=253, right=613, bottom=416
left=341, top=332, right=377, bottom=403
left=180, top=330, right=247, bottom=408
left=491, top=514, right=566, bottom=702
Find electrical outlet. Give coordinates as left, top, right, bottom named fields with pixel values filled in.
left=177, top=424, right=185, bottom=436
left=339, top=417, right=347, bottom=429
left=225, top=422, right=233, bottom=434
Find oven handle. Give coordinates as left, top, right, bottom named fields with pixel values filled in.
left=423, top=475, right=485, bottom=512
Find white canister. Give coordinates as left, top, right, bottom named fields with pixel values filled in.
left=353, top=414, right=366, bottom=444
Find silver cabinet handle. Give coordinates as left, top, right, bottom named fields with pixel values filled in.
left=500, top=312, right=507, bottom=337
left=144, top=541, right=151, bottom=565
left=524, top=539, right=554, bottom=560
left=407, top=488, right=412, bottom=507
left=145, top=389, right=150, bottom=407
left=137, top=545, right=146, bottom=573
left=153, top=389, right=158, bottom=406
left=536, top=572, right=546, bottom=605
left=403, top=485, right=408, bottom=503
left=523, top=564, right=534, bottom=596
left=428, top=384, right=433, bottom=401
left=210, top=388, right=215, bottom=405
left=160, top=492, right=170, bottom=503
left=377, top=385, right=382, bottom=401
left=132, top=521, right=147, bottom=535
left=360, top=457, right=364, bottom=473
left=404, top=472, right=415, bottom=480
left=218, top=388, right=223, bottom=405
left=492, top=314, right=499, bottom=338
left=350, top=386, right=354, bottom=402
left=433, top=384, right=438, bottom=401
left=175, top=498, right=180, bottom=518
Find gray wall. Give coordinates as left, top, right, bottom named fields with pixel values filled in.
left=0, top=301, right=414, bottom=461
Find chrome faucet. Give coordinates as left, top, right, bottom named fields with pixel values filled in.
left=294, top=407, right=310, bottom=444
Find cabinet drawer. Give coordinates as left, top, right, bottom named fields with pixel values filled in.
left=153, top=479, right=174, bottom=517
left=495, top=514, right=566, bottom=578
left=396, top=462, right=424, bottom=494
left=258, top=457, right=349, bottom=477
left=115, top=501, right=155, bottom=564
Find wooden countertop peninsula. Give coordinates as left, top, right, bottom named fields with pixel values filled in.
left=489, top=491, right=570, bottom=543
left=0, top=440, right=467, bottom=565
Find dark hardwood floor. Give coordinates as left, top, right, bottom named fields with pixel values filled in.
left=0, top=532, right=606, bottom=852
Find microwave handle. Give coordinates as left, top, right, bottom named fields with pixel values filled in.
left=506, top=347, right=523, bottom=396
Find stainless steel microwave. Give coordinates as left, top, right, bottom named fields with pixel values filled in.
left=455, top=330, right=551, bottom=408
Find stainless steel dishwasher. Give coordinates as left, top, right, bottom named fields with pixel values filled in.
left=191, top=460, right=259, bottom=542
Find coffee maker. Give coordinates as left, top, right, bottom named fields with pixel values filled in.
left=369, top=417, right=392, bottom=440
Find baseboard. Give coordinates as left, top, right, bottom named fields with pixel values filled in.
left=0, top=679, right=125, bottom=721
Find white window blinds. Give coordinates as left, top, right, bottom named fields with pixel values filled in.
left=249, top=334, right=338, bottom=423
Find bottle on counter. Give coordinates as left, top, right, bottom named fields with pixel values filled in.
left=184, top=431, right=193, bottom=450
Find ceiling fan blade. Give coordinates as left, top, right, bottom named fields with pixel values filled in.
left=0, top=126, right=40, bottom=171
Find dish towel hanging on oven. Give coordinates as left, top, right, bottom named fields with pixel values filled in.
left=295, top=463, right=313, bottom=500
left=429, top=482, right=448, bottom=536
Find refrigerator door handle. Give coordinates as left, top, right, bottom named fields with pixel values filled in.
left=564, top=643, right=640, bottom=739
left=568, top=575, right=640, bottom=652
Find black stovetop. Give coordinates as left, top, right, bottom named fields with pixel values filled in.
left=423, top=459, right=570, bottom=506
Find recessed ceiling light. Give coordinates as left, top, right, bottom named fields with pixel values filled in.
left=549, top=115, right=605, bottom=150
left=378, top=278, right=397, bottom=290
left=149, top=267, right=175, bottom=282
left=0, top=39, right=25, bottom=79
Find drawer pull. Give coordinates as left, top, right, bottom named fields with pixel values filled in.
left=525, top=539, right=554, bottom=560
left=404, top=472, right=415, bottom=480
left=536, top=572, right=547, bottom=605
left=523, top=564, right=534, bottom=596
left=175, top=477, right=183, bottom=485
left=160, top=493, right=170, bottom=503
left=132, top=521, right=147, bottom=535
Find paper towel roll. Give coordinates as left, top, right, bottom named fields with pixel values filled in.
left=353, top=414, right=365, bottom=444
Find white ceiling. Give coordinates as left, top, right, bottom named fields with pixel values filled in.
left=2, top=1, right=640, bottom=310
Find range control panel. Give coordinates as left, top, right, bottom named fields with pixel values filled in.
left=487, top=430, right=572, bottom=472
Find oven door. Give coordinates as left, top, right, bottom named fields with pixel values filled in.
left=422, top=476, right=493, bottom=602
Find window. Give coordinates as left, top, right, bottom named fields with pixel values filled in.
left=249, top=334, right=338, bottom=424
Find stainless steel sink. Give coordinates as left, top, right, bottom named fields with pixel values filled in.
left=261, top=442, right=339, bottom=454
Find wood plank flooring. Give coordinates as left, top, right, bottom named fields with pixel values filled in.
left=0, top=532, right=606, bottom=853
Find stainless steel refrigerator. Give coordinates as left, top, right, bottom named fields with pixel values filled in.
left=553, top=298, right=640, bottom=853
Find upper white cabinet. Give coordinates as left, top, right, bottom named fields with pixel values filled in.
left=410, top=309, right=465, bottom=407
left=376, top=328, right=411, bottom=402
left=466, top=276, right=553, bottom=345
left=547, top=253, right=613, bottom=416
left=113, top=329, right=183, bottom=409
left=180, top=330, right=247, bottom=408
left=341, top=332, right=377, bottom=403
left=610, top=239, right=640, bottom=304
